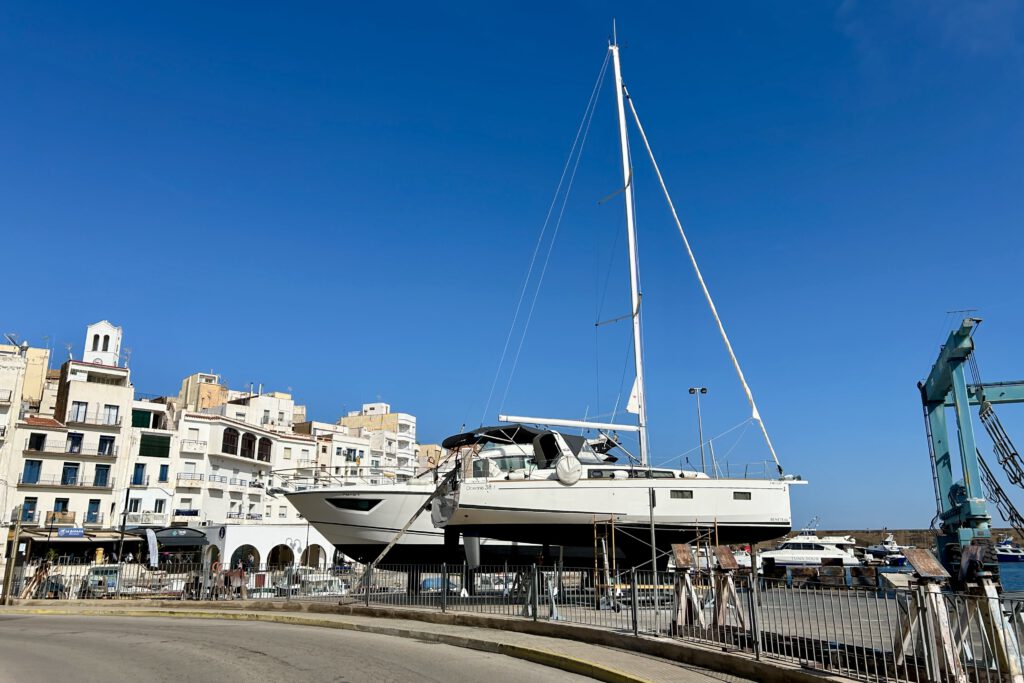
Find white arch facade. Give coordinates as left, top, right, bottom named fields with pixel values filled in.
left=203, top=523, right=339, bottom=571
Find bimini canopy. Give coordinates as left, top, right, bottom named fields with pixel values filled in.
left=441, top=424, right=586, bottom=458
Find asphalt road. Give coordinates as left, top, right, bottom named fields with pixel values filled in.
left=0, top=615, right=595, bottom=682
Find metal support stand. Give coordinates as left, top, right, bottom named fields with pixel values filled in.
left=669, top=544, right=706, bottom=634
left=711, top=546, right=745, bottom=631
left=896, top=548, right=968, bottom=683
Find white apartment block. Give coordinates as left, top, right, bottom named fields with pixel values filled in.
left=338, top=402, right=417, bottom=481
left=1, top=321, right=422, bottom=569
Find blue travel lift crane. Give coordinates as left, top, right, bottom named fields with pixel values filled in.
left=920, top=317, right=1024, bottom=587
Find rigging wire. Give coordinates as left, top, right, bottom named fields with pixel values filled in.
left=623, top=87, right=784, bottom=475
left=496, top=54, right=610, bottom=415
left=479, top=51, right=610, bottom=425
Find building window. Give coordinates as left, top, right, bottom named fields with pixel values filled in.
left=265, top=505, right=272, bottom=518
left=180, top=498, right=193, bottom=510
left=222, top=428, right=239, bottom=455
left=102, top=334, right=110, bottom=352
left=98, top=435, right=115, bottom=456
left=278, top=411, right=284, bottom=422
left=733, top=491, right=752, bottom=501
left=158, top=464, right=169, bottom=482
left=671, top=490, right=693, bottom=499
left=86, top=500, right=101, bottom=524
left=92, top=334, right=100, bottom=352
left=94, top=465, right=110, bottom=487
left=132, top=410, right=152, bottom=428
left=240, top=433, right=256, bottom=459
left=21, top=460, right=41, bottom=484
left=278, top=506, right=287, bottom=518
left=128, top=498, right=142, bottom=513
left=70, top=401, right=88, bottom=422
left=283, top=447, right=292, bottom=460
left=139, top=434, right=170, bottom=458
left=53, top=498, right=69, bottom=512
left=132, top=463, right=146, bottom=486
left=301, top=449, right=310, bottom=459
left=27, top=433, right=46, bottom=451
left=21, top=498, right=37, bottom=520
left=263, top=410, right=270, bottom=424
left=67, top=433, right=83, bottom=454
left=61, top=462, right=79, bottom=486
left=154, top=499, right=166, bottom=514
left=257, top=437, right=272, bottom=462
left=103, top=404, right=119, bottom=425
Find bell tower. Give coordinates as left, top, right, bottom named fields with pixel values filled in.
left=83, top=320, right=123, bottom=366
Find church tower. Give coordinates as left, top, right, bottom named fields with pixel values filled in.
left=83, top=320, right=123, bottom=366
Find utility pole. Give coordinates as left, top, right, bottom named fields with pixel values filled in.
left=3, top=505, right=23, bottom=604
left=689, top=387, right=708, bottom=474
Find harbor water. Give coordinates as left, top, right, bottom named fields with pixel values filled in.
left=1002, top=562, right=1024, bottom=591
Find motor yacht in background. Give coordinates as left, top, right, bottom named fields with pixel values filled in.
left=996, top=536, right=1024, bottom=562
left=865, top=533, right=909, bottom=566
left=760, top=530, right=862, bottom=568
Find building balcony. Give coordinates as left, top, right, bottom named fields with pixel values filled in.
left=180, top=439, right=207, bottom=453
left=130, top=476, right=150, bottom=487
left=65, top=412, right=123, bottom=428
left=172, top=509, right=200, bottom=521
left=229, top=478, right=249, bottom=489
left=24, top=439, right=118, bottom=458
left=84, top=512, right=105, bottom=526
left=175, top=472, right=204, bottom=486
left=206, top=474, right=228, bottom=489
left=226, top=511, right=245, bottom=520
left=0, top=389, right=12, bottom=404
left=295, top=458, right=316, bottom=469
left=125, top=511, right=168, bottom=526
left=45, top=511, right=76, bottom=526
left=18, top=475, right=115, bottom=490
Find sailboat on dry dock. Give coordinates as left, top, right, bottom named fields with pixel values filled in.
left=430, top=34, right=805, bottom=568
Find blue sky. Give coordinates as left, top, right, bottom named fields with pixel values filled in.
left=2, top=2, right=1022, bottom=528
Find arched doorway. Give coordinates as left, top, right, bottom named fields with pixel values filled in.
left=206, top=545, right=221, bottom=566
left=267, top=544, right=294, bottom=569
left=300, top=544, right=327, bottom=569
left=230, top=544, right=260, bottom=571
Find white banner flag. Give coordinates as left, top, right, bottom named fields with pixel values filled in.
left=626, top=378, right=641, bottom=414
left=146, top=528, right=158, bottom=568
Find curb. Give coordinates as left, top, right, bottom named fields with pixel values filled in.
left=3, top=607, right=648, bottom=683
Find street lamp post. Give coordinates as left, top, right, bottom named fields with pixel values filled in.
left=688, top=387, right=708, bottom=474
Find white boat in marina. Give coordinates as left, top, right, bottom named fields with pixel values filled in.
left=760, top=530, right=861, bottom=568
left=285, top=465, right=545, bottom=567
left=864, top=533, right=909, bottom=566
left=996, top=536, right=1024, bottom=562
left=428, top=35, right=804, bottom=569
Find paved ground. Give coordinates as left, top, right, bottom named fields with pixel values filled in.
left=0, top=608, right=757, bottom=683
left=0, top=614, right=594, bottom=683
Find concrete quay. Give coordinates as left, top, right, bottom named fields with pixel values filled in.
left=1, top=599, right=849, bottom=683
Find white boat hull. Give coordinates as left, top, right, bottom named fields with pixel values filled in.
left=437, top=476, right=794, bottom=566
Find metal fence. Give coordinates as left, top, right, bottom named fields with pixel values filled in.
left=8, top=560, right=1024, bottom=683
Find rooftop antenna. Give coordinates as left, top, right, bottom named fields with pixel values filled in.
left=612, top=18, right=617, bottom=46
left=65, top=343, right=73, bottom=361
left=123, top=347, right=132, bottom=368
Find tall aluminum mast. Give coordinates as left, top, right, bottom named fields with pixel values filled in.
left=610, top=39, right=649, bottom=466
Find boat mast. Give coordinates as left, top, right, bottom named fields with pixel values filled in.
left=610, top=38, right=649, bottom=466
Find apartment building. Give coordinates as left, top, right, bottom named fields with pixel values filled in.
left=338, top=402, right=417, bottom=480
